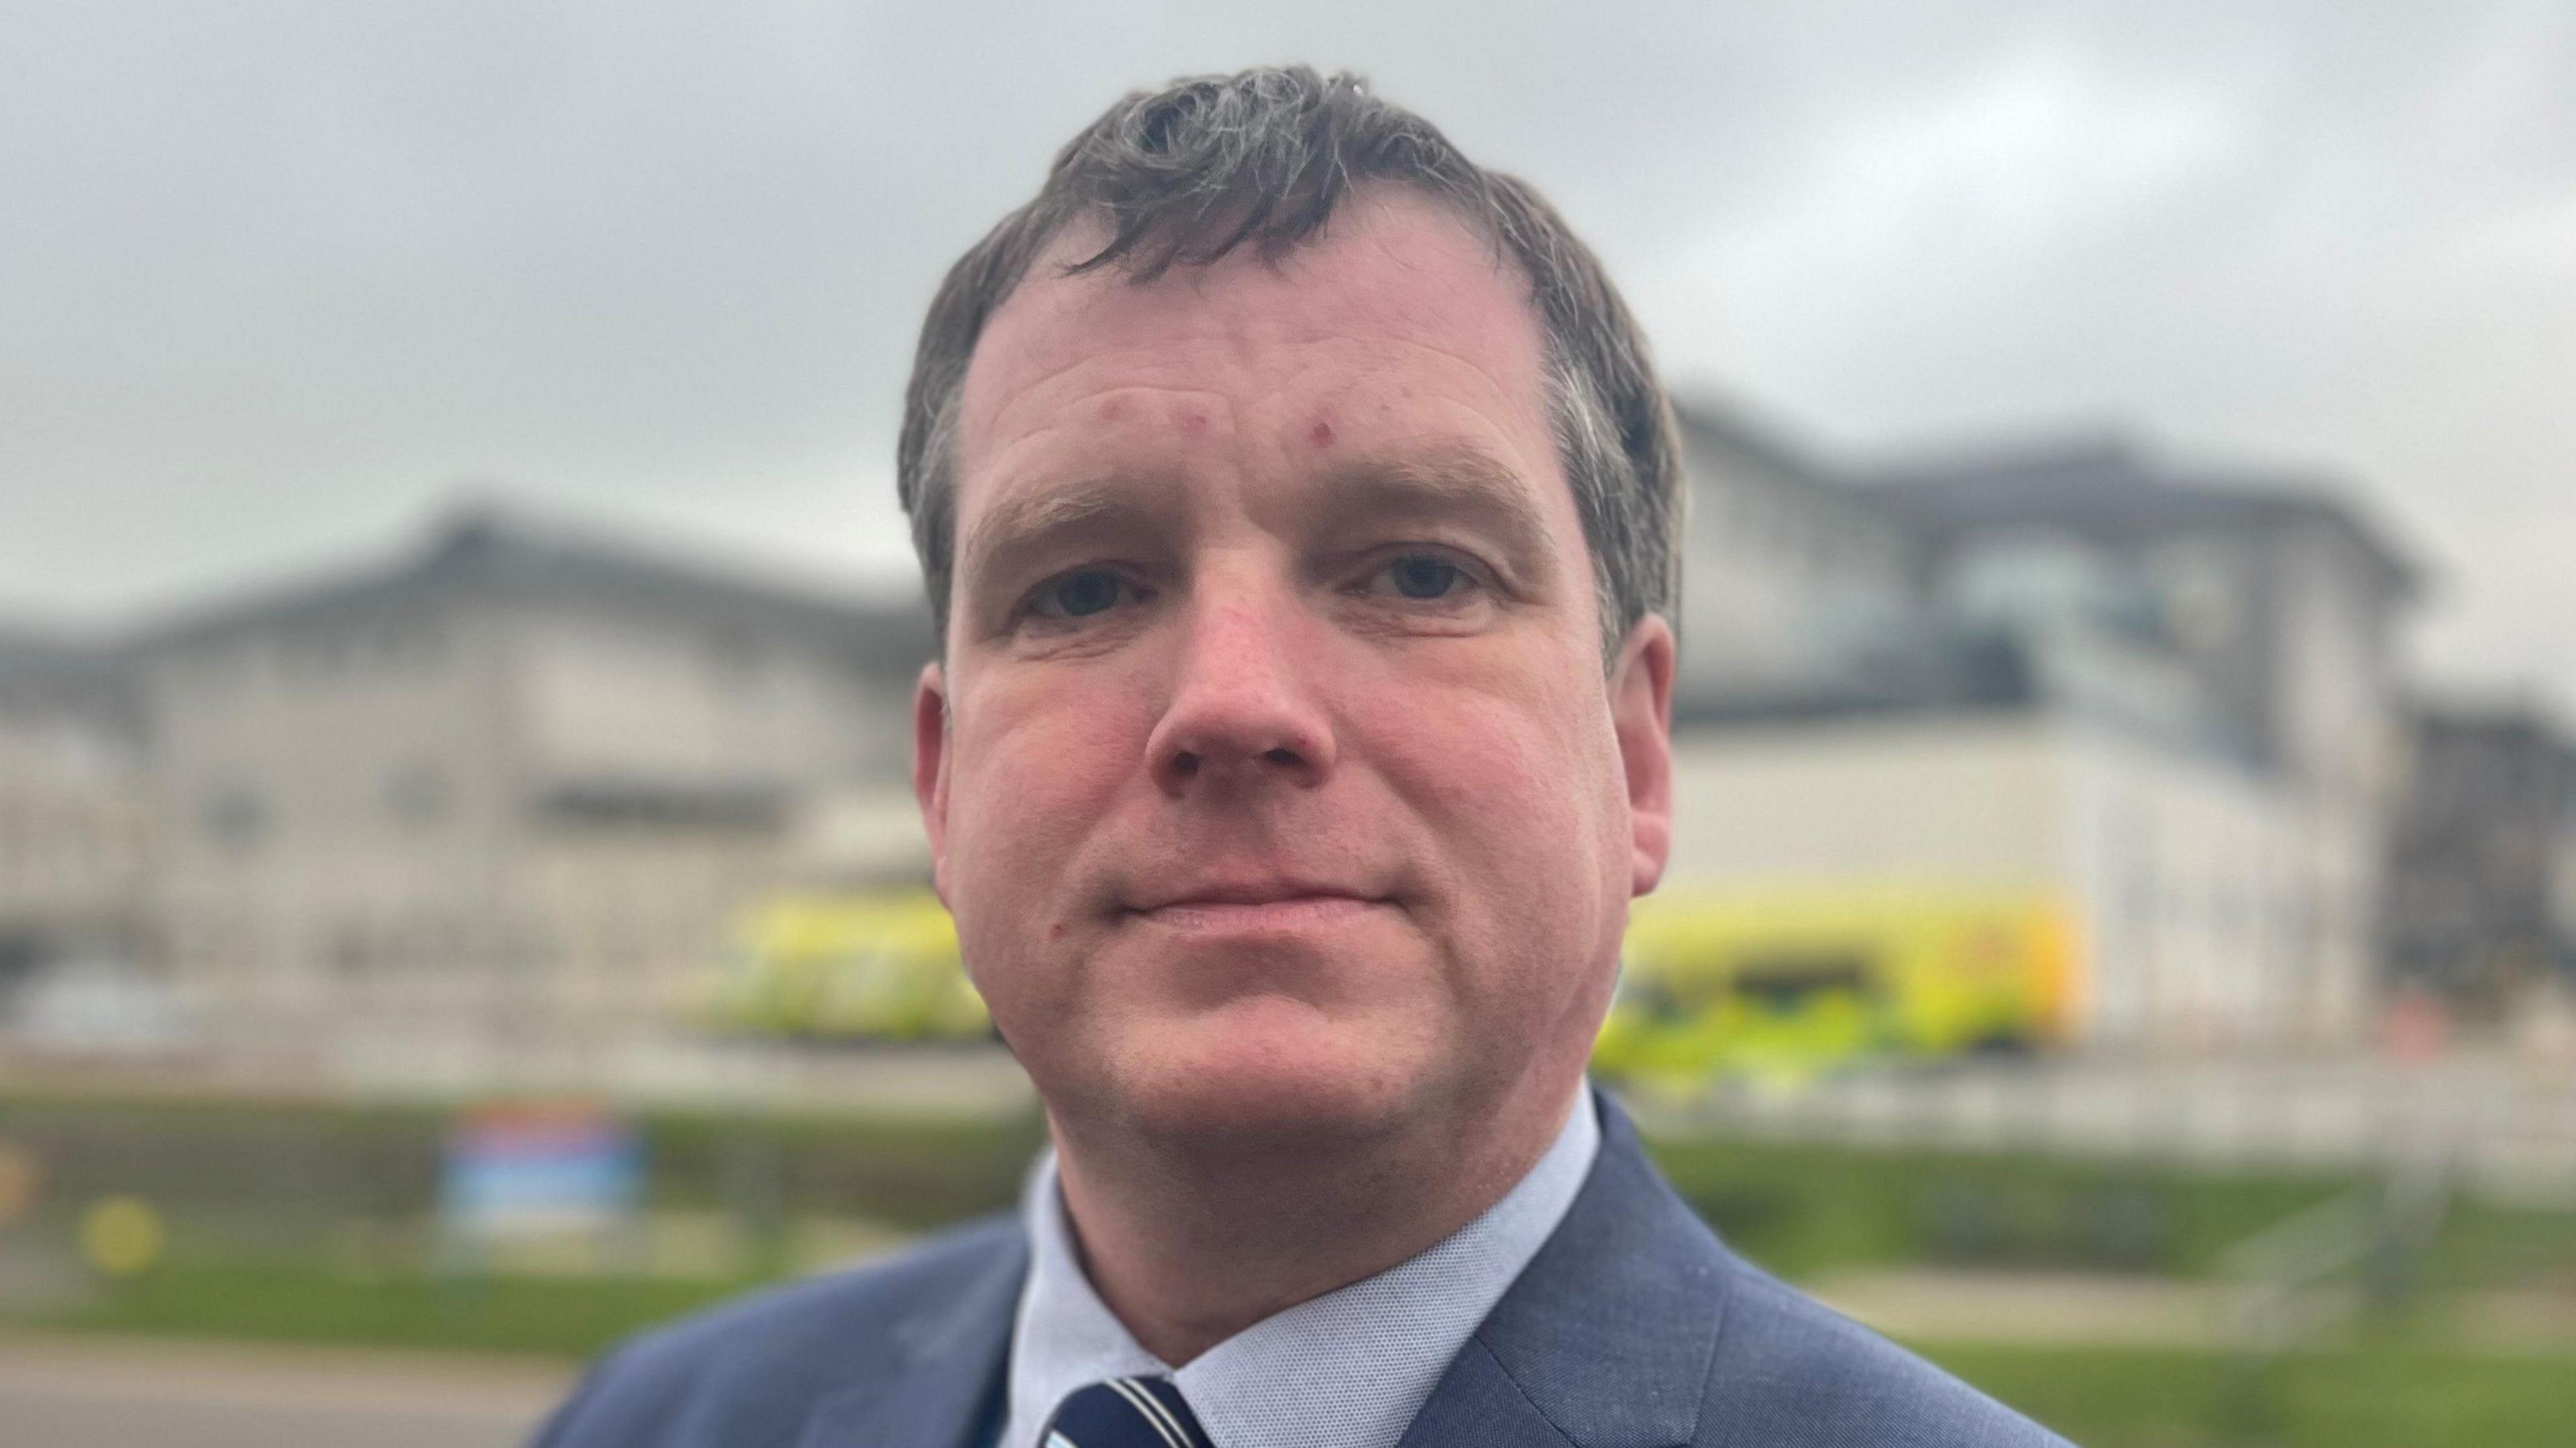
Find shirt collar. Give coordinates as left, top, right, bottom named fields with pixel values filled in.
left=1000, top=1088, right=1601, bottom=1448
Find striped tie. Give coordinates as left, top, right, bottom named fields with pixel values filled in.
left=1040, top=1375, right=1214, bottom=1448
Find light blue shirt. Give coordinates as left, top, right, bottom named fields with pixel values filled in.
left=998, top=1088, right=1601, bottom=1448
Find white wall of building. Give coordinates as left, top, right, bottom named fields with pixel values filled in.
left=1672, top=418, right=1915, bottom=702
left=1666, top=716, right=2061, bottom=889
left=144, top=585, right=921, bottom=1040
left=513, top=606, right=906, bottom=791
left=0, top=712, right=150, bottom=957
left=2062, top=724, right=2375, bottom=1050
left=1663, top=713, right=2375, bottom=1052
left=144, top=603, right=521, bottom=1027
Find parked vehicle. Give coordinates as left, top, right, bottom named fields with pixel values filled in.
left=712, top=883, right=2073, bottom=1078
left=708, top=889, right=989, bottom=1042
left=1593, top=887, right=2075, bottom=1083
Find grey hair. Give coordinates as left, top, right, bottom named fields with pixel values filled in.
left=898, top=66, right=1682, bottom=663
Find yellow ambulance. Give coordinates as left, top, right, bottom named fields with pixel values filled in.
left=708, top=889, right=991, bottom=1042
left=710, top=883, right=2076, bottom=1078
left=1593, top=887, right=2077, bottom=1084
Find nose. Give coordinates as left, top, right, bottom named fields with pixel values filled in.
left=1144, top=577, right=1337, bottom=797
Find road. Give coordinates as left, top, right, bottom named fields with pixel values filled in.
left=0, top=1331, right=573, bottom=1448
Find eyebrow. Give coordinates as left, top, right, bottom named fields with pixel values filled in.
left=955, top=441, right=1559, bottom=596
left=1319, top=445, right=1557, bottom=575
left=958, top=482, right=1153, bottom=592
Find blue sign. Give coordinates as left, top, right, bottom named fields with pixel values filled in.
left=440, top=1101, right=642, bottom=1237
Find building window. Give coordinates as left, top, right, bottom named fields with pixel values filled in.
left=385, top=763, right=450, bottom=828
left=376, top=623, right=447, bottom=671
left=281, top=631, right=354, bottom=682
left=201, top=782, right=270, bottom=848
left=327, top=923, right=376, bottom=977
left=707, top=628, right=768, bottom=695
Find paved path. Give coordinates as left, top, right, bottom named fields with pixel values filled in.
left=0, top=1331, right=574, bottom=1448
left=1813, top=1268, right=2233, bottom=1348
left=1812, top=1268, right=2576, bottom=1355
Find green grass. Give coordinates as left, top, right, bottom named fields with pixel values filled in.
left=1913, top=1339, right=2576, bottom=1448
left=1646, top=1135, right=2354, bottom=1280
left=638, top=1105, right=1043, bottom=1229
left=2415, top=1197, right=2576, bottom=1295
left=30, top=1259, right=759, bottom=1359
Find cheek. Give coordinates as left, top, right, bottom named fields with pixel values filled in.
left=945, top=673, right=1152, bottom=906
left=940, top=673, right=1157, bottom=1042
left=1352, top=665, right=1629, bottom=944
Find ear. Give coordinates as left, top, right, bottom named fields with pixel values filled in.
left=912, top=659, right=953, bottom=907
left=1609, top=613, right=1676, bottom=897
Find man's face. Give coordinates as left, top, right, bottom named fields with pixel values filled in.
left=916, top=190, right=1673, bottom=1144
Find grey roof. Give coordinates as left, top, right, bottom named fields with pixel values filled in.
left=1672, top=398, right=1844, bottom=492
left=1864, top=437, right=2422, bottom=597
left=2405, top=695, right=2576, bottom=769
left=130, top=503, right=936, bottom=680
left=1671, top=396, right=1905, bottom=523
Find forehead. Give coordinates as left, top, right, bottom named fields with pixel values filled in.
left=952, top=189, right=1558, bottom=494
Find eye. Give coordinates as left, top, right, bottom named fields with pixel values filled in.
left=1358, top=551, right=1480, bottom=602
left=1388, top=555, right=1461, bottom=600
left=1024, top=567, right=1140, bottom=622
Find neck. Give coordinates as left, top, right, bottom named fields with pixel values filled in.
left=1046, top=1072, right=1585, bottom=1366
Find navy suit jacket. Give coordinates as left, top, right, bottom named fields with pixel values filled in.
left=533, top=1096, right=2071, bottom=1447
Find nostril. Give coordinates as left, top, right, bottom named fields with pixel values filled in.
left=1263, top=747, right=1297, bottom=766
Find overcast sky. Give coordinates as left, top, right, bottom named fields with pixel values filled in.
left=3, top=1, right=2570, bottom=706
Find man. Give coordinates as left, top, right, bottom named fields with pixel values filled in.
left=536, top=66, right=2069, bottom=1448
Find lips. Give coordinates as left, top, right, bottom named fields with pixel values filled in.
left=1128, top=880, right=1375, bottom=913
left=1134, top=897, right=1389, bottom=936
left=1121, top=879, right=1394, bottom=932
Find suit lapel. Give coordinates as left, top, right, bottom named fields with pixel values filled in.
left=1397, top=1089, right=1731, bottom=1448
left=1389, top=1334, right=1585, bottom=1447
left=798, top=1226, right=1028, bottom=1448
left=792, top=1092, right=1728, bottom=1448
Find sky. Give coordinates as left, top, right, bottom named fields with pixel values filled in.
left=3, top=1, right=2571, bottom=706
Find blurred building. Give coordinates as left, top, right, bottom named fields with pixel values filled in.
left=0, top=404, right=2453, bottom=1066
left=1660, top=412, right=2418, bottom=1052
left=1877, top=439, right=2415, bottom=801
left=0, top=627, right=152, bottom=1003
left=2381, top=700, right=2576, bottom=1017
left=127, top=507, right=930, bottom=1046
left=1671, top=404, right=1918, bottom=704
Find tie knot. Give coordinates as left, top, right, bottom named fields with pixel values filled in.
left=1042, top=1375, right=1214, bottom=1448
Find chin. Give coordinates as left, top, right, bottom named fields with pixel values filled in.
left=1103, top=996, right=1440, bottom=1146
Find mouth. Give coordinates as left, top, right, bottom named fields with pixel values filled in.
left=1124, top=884, right=1395, bottom=934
